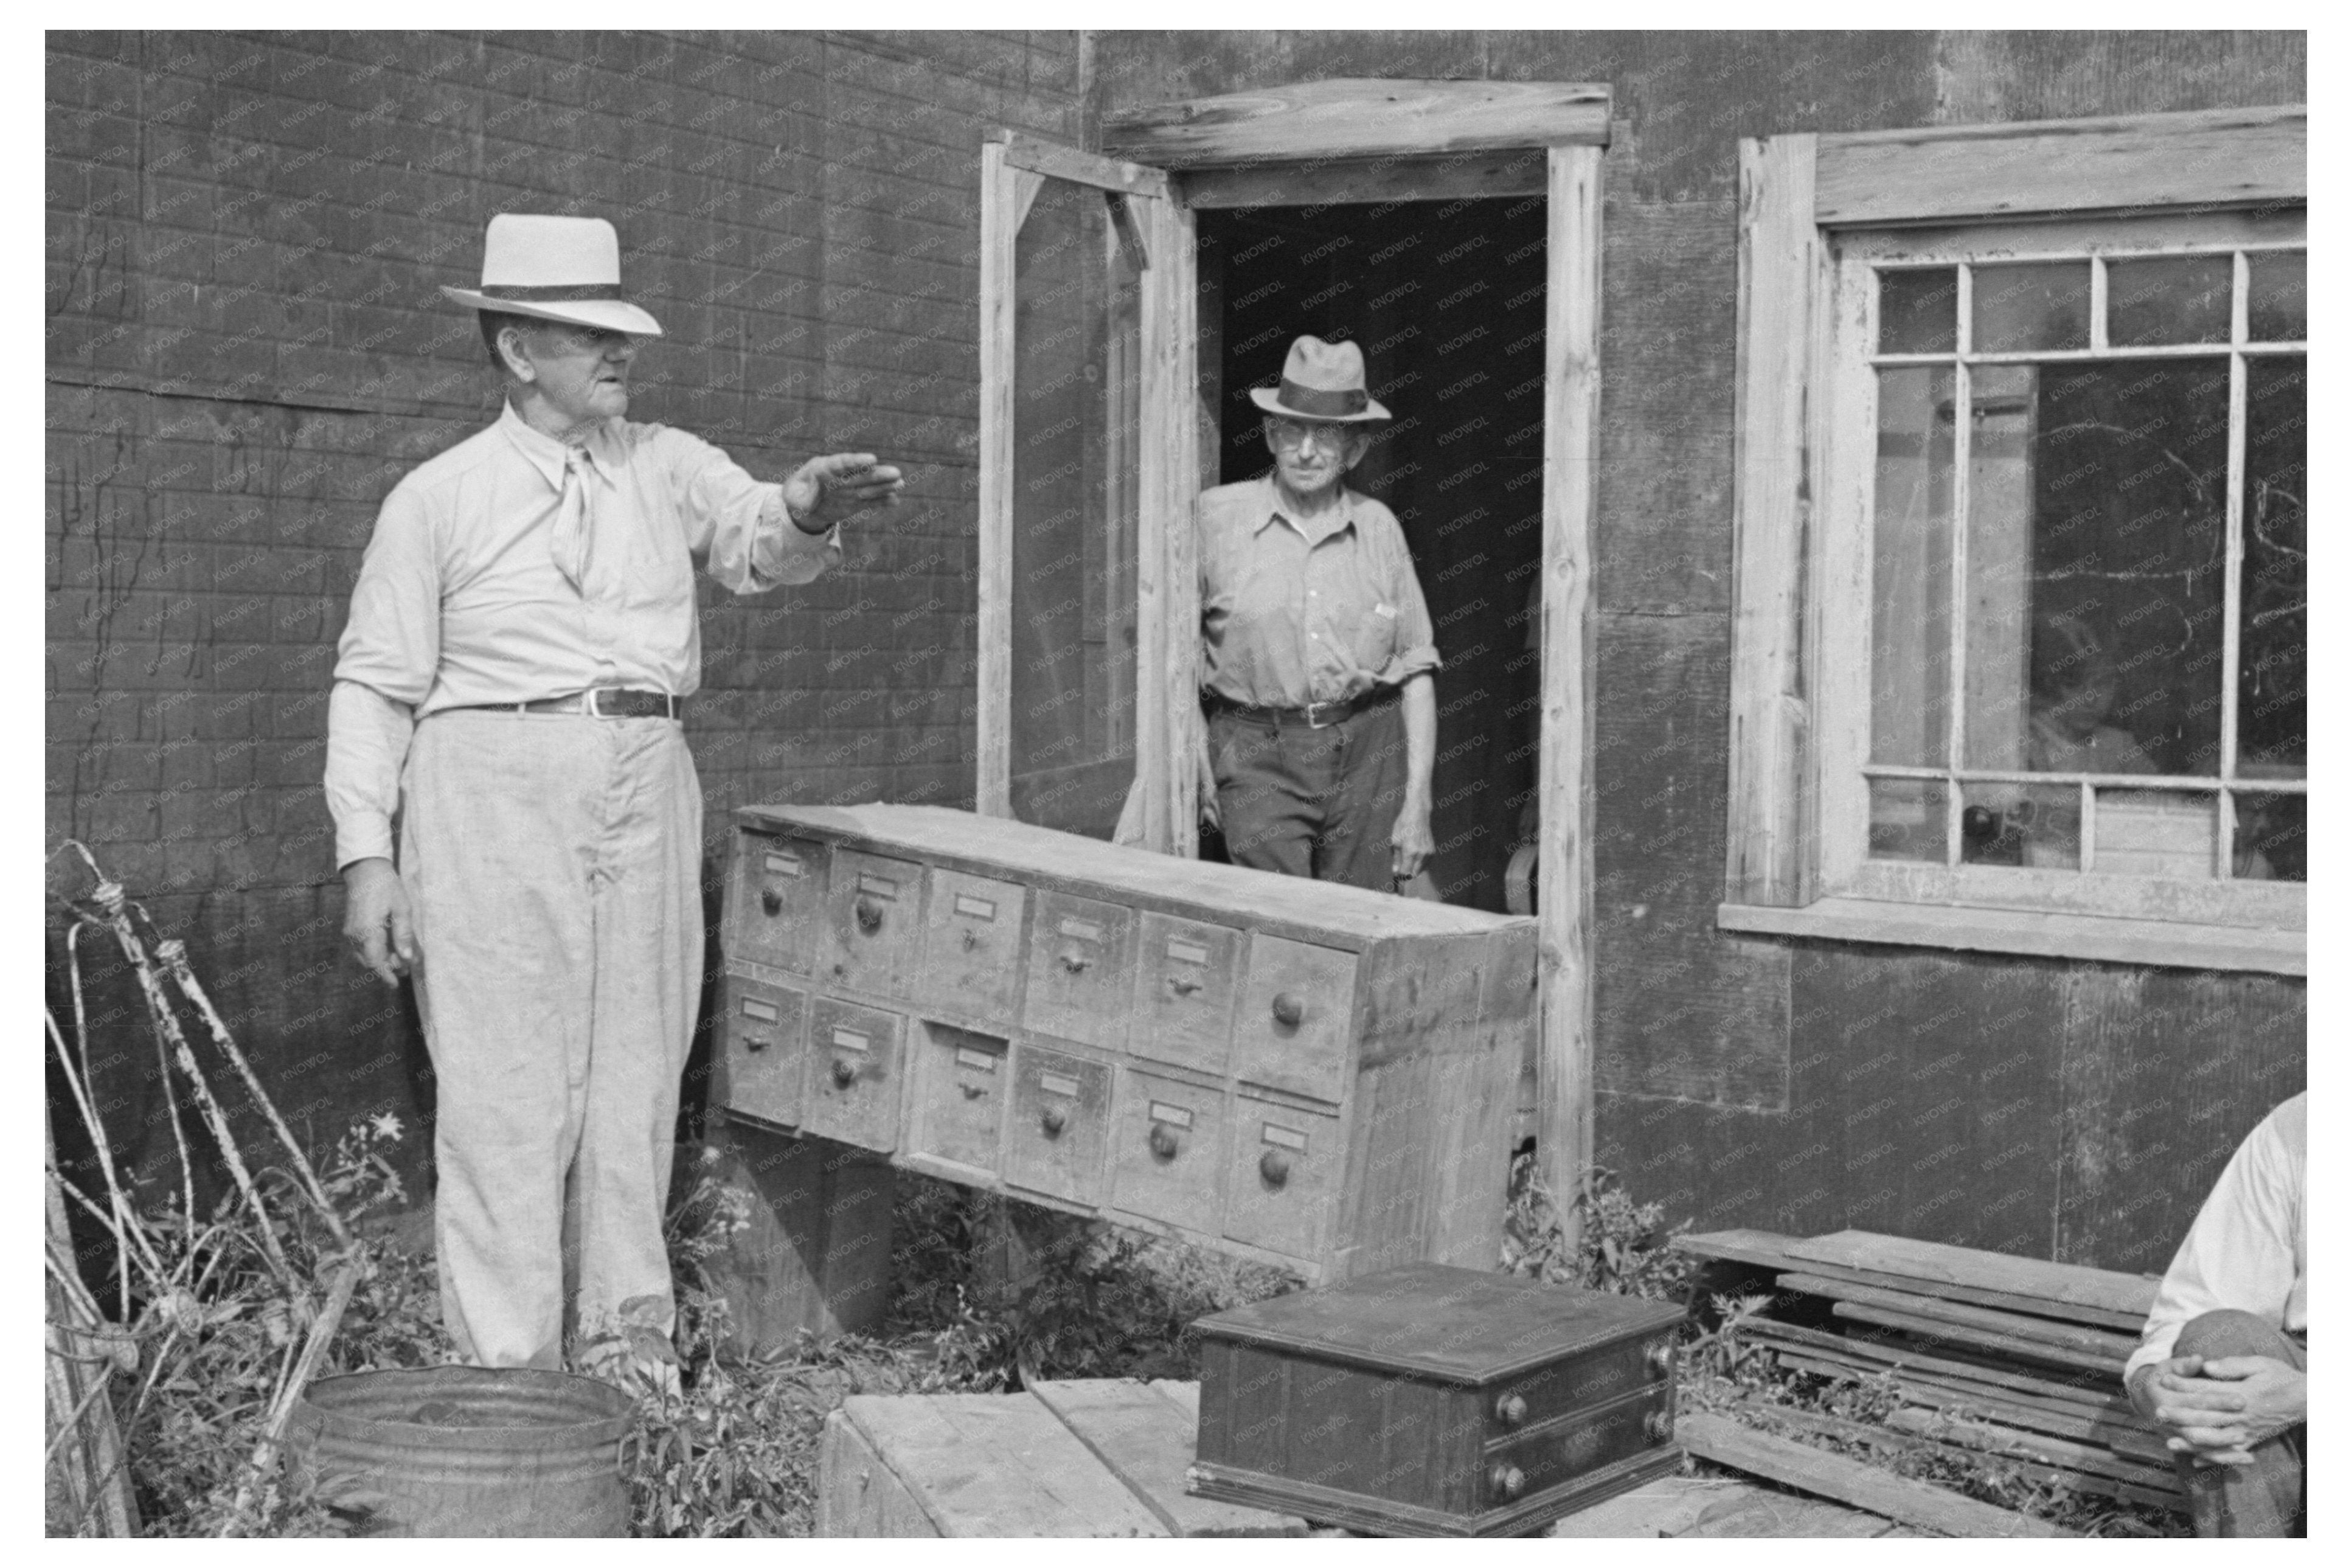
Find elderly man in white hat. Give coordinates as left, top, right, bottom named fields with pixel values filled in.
left=325, top=213, right=901, bottom=1378
left=1196, top=335, right=1438, bottom=890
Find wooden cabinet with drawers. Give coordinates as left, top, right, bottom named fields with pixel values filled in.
left=715, top=803, right=1538, bottom=1283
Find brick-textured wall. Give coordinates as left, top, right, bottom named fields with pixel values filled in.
left=46, top=30, right=1084, bottom=1188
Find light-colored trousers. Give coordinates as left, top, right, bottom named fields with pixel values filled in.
left=400, top=710, right=702, bottom=1369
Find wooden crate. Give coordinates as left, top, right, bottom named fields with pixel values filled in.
left=715, top=802, right=1537, bottom=1284
left=1191, top=1263, right=1687, bottom=1536
left=816, top=1379, right=1305, bottom=1537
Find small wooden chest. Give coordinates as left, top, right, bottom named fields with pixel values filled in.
left=1188, top=1263, right=1686, bottom=1536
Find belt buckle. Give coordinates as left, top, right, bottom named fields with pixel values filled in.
left=582, top=688, right=606, bottom=719
left=1306, top=699, right=1334, bottom=730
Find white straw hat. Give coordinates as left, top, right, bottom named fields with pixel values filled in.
left=440, top=213, right=664, bottom=337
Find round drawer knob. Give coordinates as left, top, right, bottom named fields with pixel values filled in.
left=1148, top=1123, right=1180, bottom=1160
left=1270, top=992, right=1305, bottom=1029
left=1040, top=1106, right=1067, bottom=1137
left=760, top=886, right=784, bottom=916
left=1059, top=948, right=1090, bottom=974
left=1488, top=1463, right=1525, bottom=1502
left=1170, top=974, right=1201, bottom=996
left=1644, top=1410, right=1673, bottom=1443
left=854, top=895, right=884, bottom=933
left=1645, top=1339, right=1674, bottom=1378
left=744, top=1035, right=770, bottom=1055
left=1258, top=1150, right=1291, bottom=1187
left=961, top=928, right=978, bottom=951
left=831, top=1059, right=858, bottom=1088
left=1494, top=1393, right=1528, bottom=1428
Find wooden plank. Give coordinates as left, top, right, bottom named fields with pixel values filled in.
left=1534, top=140, right=1603, bottom=1224
left=1103, top=78, right=1611, bottom=167
left=1545, top=1474, right=1754, bottom=1538
left=999, top=130, right=1170, bottom=199
left=1180, top=150, right=1548, bottom=209
left=1722, top=134, right=1816, bottom=907
left=974, top=137, right=1017, bottom=818
left=1673, top=1228, right=2146, bottom=1331
left=1676, top=1488, right=1897, bottom=1538
left=1029, top=1379, right=1306, bottom=1538
left=1776, top=1352, right=2166, bottom=1460
left=1678, top=1412, right=2075, bottom=1538
left=1775, top=1272, right=2142, bottom=1362
left=1815, top=105, right=2304, bottom=227
left=1786, top=1230, right=2158, bottom=1321
left=1826, top=1301, right=2125, bottom=1378
left=815, top=1407, right=942, bottom=1538
left=1741, top=1317, right=2125, bottom=1409
left=1136, top=182, right=1198, bottom=858
left=1148, top=1378, right=1200, bottom=1421
left=1882, top=1408, right=2180, bottom=1493
left=836, top=1394, right=1170, bottom=1537
left=1744, top=1403, right=2180, bottom=1512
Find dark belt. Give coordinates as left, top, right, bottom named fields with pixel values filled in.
left=454, top=687, right=685, bottom=720
left=1204, top=686, right=1398, bottom=730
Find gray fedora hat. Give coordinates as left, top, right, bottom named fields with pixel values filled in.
left=1248, top=335, right=1390, bottom=423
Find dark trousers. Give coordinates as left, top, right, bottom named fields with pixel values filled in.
left=2170, top=1309, right=2306, bottom=1538
left=1208, top=696, right=1407, bottom=891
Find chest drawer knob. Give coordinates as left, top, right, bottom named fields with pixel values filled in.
left=1148, top=1123, right=1181, bottom=1160
left=760, top=886, right=784, bottom=915
left=830, top=1058, right=858, bottom=1089
left=1270, top=992, right=1305, bottom=1029
left=1646, top=1339, right=1674, bottom=1378
left=1258, top=1150, right=1291, bottom=1187
left=854, top=895, right=885, bottom=933
left=1039, top=1105, right=1067, bottom=1137
left=961, top=928, right=978, bottom=951
left=1488, top=1463, right=1525, bottom=1502
left=960, top=1082, right=985, bottom=1100
left=1058, top=947, right=1091, bottom=973
left=743, top=1035, right=771, bottom=1055
left=1169, top=974, right=1202, bottom=996
left=1644, top=1409, right=1674, bottom=1443
left=1494, top=1392, right=1527, bottom=1428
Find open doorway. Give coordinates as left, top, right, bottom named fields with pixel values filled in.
left=1199, top=196, right=1549, bottom=912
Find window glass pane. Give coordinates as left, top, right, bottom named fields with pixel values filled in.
left=1878, top=267, right=1958, bottom=354
left=2246, top=251, right=2306, bottom=341
left=1007, top=181, right=1142, bottom=839
left=2233, top=793, right=2304, bottom=883
left=2238, top=355, right=2305, bottom=780
left=2092, top=789, right=2216, bottom=879
left=1868, top=777, right=1948, bottom=864
left=1972, top=261, right=2090, bottom=352
left=1871, top=366, right=1954, bottom=767
left=1978, top=360, right=2230, bottom=777
left=2105, top=255, right=2232, bottom=347
left=1962, top=781, right=2080, bottom=869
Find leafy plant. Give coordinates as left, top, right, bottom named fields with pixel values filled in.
left=1500, top=1152, right=1695, bottom=1302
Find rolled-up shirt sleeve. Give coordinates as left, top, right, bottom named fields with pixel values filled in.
left=325, top=484, right=440, bottom=868
left=1367, top=508, right=1440, bottom=687
left=661, top=428, right=840, bottom=593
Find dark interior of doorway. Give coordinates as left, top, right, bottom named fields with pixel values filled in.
left=1199, top=197, right=1547, bottom=913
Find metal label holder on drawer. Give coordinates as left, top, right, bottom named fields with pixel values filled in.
left=715, top=803, right=1541, bottom=1287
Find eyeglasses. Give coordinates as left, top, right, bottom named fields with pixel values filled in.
left=1266, top=417, right=1356, bottom=452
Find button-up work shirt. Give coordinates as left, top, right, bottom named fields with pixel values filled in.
left=325, top=403, right=838, bottom=866
left=1198, top=474, right=1439, bottom=709
left=2125, top=1092, right=2307, bottom=1381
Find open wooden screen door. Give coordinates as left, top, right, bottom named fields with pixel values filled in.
left=976, top=133, right=1197, bottom=852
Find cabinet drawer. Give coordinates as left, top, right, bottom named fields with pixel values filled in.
left=1483, top=1335, right=1676, bottom=1444
left=1132, top=913, right=1241, bottom=1076
left=906, top=1022, right=1007, bottom=1174
left=730, top=832, right=825, bottom=973
left=822, top=851, right=924, bottom=998
left=1223, top=1097, right=1337, bottom=1262
left=717, top=977, right=808, bottom=1129
left=1003, top=1046, right=1111, bottom=1207
left=1022, top=892, right=1136, bottom=1049
left=1110, top=1070, right=1226, bottom=1237
left=802, top=999, right=904, bottom=1153
left=1232, top=936, right=1356, bottom=1103
left=919, top=870, right=1027, bottom=1026
left=1473, top=1383, right=1674, bottom=1514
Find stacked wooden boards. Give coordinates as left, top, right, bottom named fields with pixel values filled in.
left=1674, top=1229, right=2182, bottom=1513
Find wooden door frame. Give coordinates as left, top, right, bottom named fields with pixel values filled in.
left=980, top=79, right=1612, bottom=1220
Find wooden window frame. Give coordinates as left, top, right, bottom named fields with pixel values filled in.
left=1718, top=106, right=2307, bottom=976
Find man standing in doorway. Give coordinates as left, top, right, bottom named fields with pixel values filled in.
left=1196, top=335, right=1438, bottom=890
left=326, top=213, right=903, bottom=1378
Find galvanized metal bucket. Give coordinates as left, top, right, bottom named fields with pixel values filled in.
left=287, top=1365, right=638, bottom=1537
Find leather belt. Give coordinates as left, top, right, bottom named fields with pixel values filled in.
left=1204, top=687, right=1398, bottom=731
left=456, top=687, right=685, bottom=720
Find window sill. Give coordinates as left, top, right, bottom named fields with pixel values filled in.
left=1716, top=897, right=2304, bottom=977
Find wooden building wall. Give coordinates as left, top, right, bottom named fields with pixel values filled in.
left=1088, top=30, right=2307, bottom=1273
left=46, top=30, right=1086, bottom=1193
